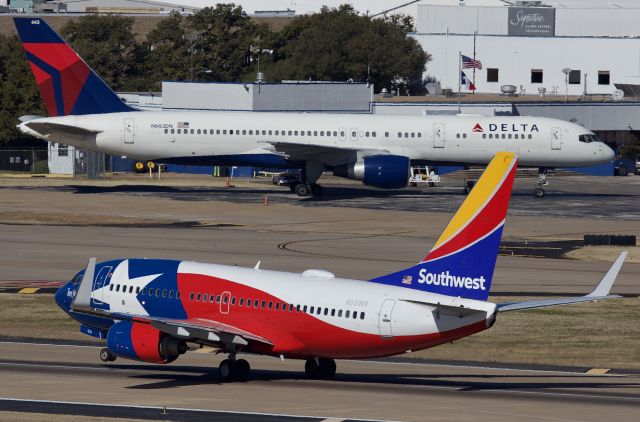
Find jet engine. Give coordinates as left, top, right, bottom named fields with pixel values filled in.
left=333, top=155, right=410, bottom=189
left=106, top=321, right=187, bottom=364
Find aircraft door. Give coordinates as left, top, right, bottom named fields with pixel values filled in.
left=378, top=299, right=396, bottom=338
left=350, top=127, right=358, bottom=142
left=220, top=291, right=231, bottom=314
left=433, top=123, right=445, bottom=148
left=92, top=266, right=112, bottom=305
left=551, top=127, right=562, bottom=150
left=124, top=118, right=135, bottom=144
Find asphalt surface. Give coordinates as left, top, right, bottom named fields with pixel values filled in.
left=0, top=341, right=638, bottom=422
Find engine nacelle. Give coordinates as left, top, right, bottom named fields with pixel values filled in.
left=333, top=155, right=410, bottom=189
left=106, top=321, right=187, bottom=364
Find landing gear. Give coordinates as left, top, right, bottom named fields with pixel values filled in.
left=292, top=160, right=325, bottom=197
left=534, top=167, right=551, bottom=198
left=293, top=182, right=323, bottom=197
left=99, top=348, right=116, bottom=362
left=218, top=357, right=251, bottom=382
left=304, top=358, right=336, bottom=380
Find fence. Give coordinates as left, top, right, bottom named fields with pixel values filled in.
left=0, top=146, right=107, bottom=178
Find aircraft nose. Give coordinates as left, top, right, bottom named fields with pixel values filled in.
left=54, top=283, right=72, bottom=312
left=602, top=144, right=615, bottom=161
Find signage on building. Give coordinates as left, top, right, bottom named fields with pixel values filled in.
left=508, top=7, right=555, bottom=37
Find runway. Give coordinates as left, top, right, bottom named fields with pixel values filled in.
left=0, top=340, right=638, bottom=421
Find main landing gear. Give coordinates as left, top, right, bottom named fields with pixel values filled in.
left=291, top=160, right=325, bottom=197
left=218, top=356, right=251, bottom=382
left=304, top=357, right=336, bottom=380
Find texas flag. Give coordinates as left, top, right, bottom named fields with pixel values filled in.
left=461, top=71, right=476, bottom=91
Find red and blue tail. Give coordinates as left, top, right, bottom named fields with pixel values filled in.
left=370, top=152, right=518, bottom=301
left=13, top=17, right=134, bottom=116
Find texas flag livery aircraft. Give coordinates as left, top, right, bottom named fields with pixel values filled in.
left=55, top=152, right=628, bottom=381
left=14, top=17, right=614, bottom=198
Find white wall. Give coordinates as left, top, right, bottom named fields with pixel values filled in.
left=416, top=33, right=640, bottom=95
left=163, top=82, right=254, bottom=111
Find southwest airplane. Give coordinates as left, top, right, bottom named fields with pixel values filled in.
left=55, top=152, right=628, bottom=381
left=15, top=17, right=614, bottom=197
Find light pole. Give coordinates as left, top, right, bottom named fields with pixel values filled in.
left=562, top=67, right=571, bottom=102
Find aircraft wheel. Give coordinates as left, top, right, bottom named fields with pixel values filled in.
left=310, top=183, right=323, bottom=197
left=219, top=359, right=236, bottom=382
left=304, top=358, right=320, bottom=379
left=235, top=359, right=251, bottom=381
left=99, top=348, right=116, bottom=362
left=294, top=183, right=311, bottom=197
left=318, top=358, right=336, bottom=379
left=534, top=187, right=545, bottom=198
left=289, top=185, right=296, bottom=193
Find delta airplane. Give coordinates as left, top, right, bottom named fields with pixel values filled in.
left=15, top=17, right=614, bottom=197
left=55, top=152, right=628, bottom=381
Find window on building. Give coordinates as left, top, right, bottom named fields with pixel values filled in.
left=531, top=69, right=543, bottom=84
left=569, top=70, right=581, bottom=85
left=487, top=68, right=499, bottom=83
left=598, top=71, right=610, bottom=85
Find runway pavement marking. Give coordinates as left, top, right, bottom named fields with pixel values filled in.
left=0, top=340, right=629, bottom=377
left=0, top=398, right=398, bottom=422
left=18, top=288, right=39, bottom=294
left=586, top=368, right=611, bottom=375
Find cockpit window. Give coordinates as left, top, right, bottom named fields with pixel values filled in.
left=579, top=134, right=600, bottom=143
left=71, top=271, right=84, bottom=286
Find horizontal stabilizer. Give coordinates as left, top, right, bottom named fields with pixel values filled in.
left=498, top=252, right=627, bottom=312
left=24, top=121, right=102, bottom=136
left=400, top=298, right=488, bottom=317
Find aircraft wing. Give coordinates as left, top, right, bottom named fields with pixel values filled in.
left=70, top=258, right=272, bottom=347
left=22, top=121, right=102, bottom=137
left=497, top=252, right=627, bottom=312
left=265, top=141, right=390, bottom=162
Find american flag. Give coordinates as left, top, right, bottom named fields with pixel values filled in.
left=462, top=55, right=482, bottom=70
left=177, top=122, right=190, bottom=129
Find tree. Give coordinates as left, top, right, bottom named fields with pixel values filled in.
left=263, top=5, right=429, bottom=94
left=60, top=14, right=146, bottom=91
left=0, top=34, right=46, bottom=145
left=144, top=11, right=190, bottom=90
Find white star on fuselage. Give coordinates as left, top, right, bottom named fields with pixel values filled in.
left=91, top=259, right=161, bottom=316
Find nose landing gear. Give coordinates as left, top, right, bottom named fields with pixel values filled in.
left=99, top=348, right=116, bottom=362
left=534, top=167, right=552, bottom=198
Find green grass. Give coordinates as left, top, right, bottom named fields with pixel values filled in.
left=1, top=294, right=638, bottom=368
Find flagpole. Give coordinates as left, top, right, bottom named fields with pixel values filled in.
left=458, top=51, right=461, bottom=114
left=472, top=31, right=477, bottom=95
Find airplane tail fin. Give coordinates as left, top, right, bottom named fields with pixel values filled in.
left=370, top=152, right=518, bottom=301
left=13, top=17, right=134, bottom=117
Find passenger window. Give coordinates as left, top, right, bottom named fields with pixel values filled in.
left=508, top=134, right=512, bottom=139
left=155, top=288, right=160, bottom=297
left=320, top=131, right=324, bottom=136
left=456, top=133, right=460, bottom=138
left=196, top=293, right=201, bottom=301
left=301, top=131, right=305, bottom=136
left=128, top=286, right=133, bottom=293
left=169, top=290, right=174, bottom=298
left=223, top=130, right=227, bottom=135
left=231, top=297, right=236, bottom=305
left=170, top=129, right=175, bottom=134
left=331, top=309, right=335, bottom=316
left=353, top=311, right=357, bottom=319
left=190, top=292, right=194, bottom=301
left=351, top=131, right=356, bottom=138
left=528, top=134, right=532, bottom=139
left=289, top=304, right=294, bottom=311
left=340, top=131, right=345, bottom=137
left=296, top=304, right=300, bottom=312
left=324, top=308, right=328, bottom=315
left=249, top=130, right=253, bottom=135
left=216, top=130, right=220, bottom=135
left=310, top=306, right=315, bottom=314
left=502, top=134, right=506, bottom=139
left=316, top=307, right=321, bottom=315
left=177, top=129, right=181, bottom=134
left=411, top=132, right=415, bottom=138
left=268, top=301, right=272, bottom=309
left=190, top=129, right=194, bottom=134
left=268, top=130, right=272, bottom=135
left=346, top=310, right=350, bottom=318
left=288, top=131, right=292, bottom=136
left=115, top=285, right=120, bottom=292
left=203, top=129, right=207, bottom=134
left=275, top=130, right=279, bottom=135
left=262, top=130, right=266, bottom=135
left=254, top=299, right=259, bottom=307
left=417, top=133, right=421, bottom=138
left=303, top=305, right=308, bottom=312
left=110, top=284, right=114, bottom=291
left=197, top=129, right=201, bottom=134
left=404, top=132, right=409, bottom=138
left=360, top=312, right=365, bottom=319
left=294, top=131, right=298, bottom=136
left=223, top=296, right=229, bottom=304
left=338, top=310, right=343, bottom=317
left=239, top=298, right=244, bottom=306
left=482, top=134, right=486, bottom=139
left=462, top=133, right=467, bottom=139
left=372, top=132, right=376, bottom=137
left=398, top=132, right=402, bottom=138
left=162, top=289, right=167, bottom=298
left=176, top=291, right=180, bottom=299
left=261, top=300, right=266, bottom=308
left=164, top=129, right=168, bottom=134
left=216, top=295, right=221, bottom=303
left=385, top=132, right=389, bottom=137
left=275, top=302, right=280, bottom=310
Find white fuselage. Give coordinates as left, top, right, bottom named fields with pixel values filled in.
left=21, top=111, right=613, bottom=169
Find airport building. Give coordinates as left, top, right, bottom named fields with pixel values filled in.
left=413, top=0, right=640, bottom=97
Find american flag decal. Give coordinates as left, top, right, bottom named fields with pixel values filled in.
left=178, top=122, right=190, bottom=129
left=402, top=275, right=413, bottom=285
